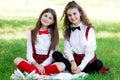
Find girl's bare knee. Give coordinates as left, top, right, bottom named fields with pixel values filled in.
left=59, top=62, right=66, bottom=71
left=53, top=62, right=66, bottom=72
left=14, top=57, right=24, bottom=66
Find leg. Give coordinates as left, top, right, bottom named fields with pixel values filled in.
left=14, top=57, right=65, bottom=75
left=52, top=51, right=71, bottom=72
left=82, top=59, right=103, bottom=73
left=52, top=62, right=66, bottom=72
left=88, top=59, right=110, bottom=74
left=44, top=62, right=65, bottom=75
left=14, top=57, right=40, bottom=74
left=14, top=57, right=26, bottom=66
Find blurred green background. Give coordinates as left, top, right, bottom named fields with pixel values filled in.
left=0, top=0, right=120, bottom=80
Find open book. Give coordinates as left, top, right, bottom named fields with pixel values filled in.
left=39, top=71, right=88, bottom=80
left=51, top=72, right=88, bottom=80
left=11, top=69, right=88, bottom=80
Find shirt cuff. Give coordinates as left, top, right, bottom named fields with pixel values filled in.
left=41, top=63, right=45, bottom=66
left=78, top=64, right=85, bottom=71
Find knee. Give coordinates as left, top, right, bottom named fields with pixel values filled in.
left=58, top=62, right=66, bottom=72
left=54, top=62, right=66, bottom=72
left=95, top=59, right=103, bottom=71
left=52, top=51, right=64, bottom=61
left=14, top=57, right=24, bottom=66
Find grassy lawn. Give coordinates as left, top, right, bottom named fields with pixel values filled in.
left=0, top=0, right=120, bottom=80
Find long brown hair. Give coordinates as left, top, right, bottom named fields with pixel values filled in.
left=61, top=1, right=94, bottom=39
left=31, top=8, right=59, bottom=50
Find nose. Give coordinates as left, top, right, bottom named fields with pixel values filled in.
left=44, top=17, right=50, bottom=23
left=70, top=14, right=75, bottom=20
left=45, top=17, right=49, bottom=21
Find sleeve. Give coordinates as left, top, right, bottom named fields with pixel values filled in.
left=64, top=38, right=74, bottom=61
left=79, top=28, right=96, bottom=70
left=41, top=50, right=54, bottom=66
left=26, top=31, right=35, bottom=63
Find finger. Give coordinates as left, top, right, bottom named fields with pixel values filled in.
left=42, top=69, right=45, bottom=74
left=73, top=68, right=77, bottom=71
left=39, top=69, right=43, bottom=74
left=39, top=67, right=45, bottom=74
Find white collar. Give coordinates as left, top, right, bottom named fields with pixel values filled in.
left=70, top=22, right=84, bottom=29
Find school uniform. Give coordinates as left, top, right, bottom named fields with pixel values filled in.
left=27, top=29, right=54, bottom=66
left=64, top=22, right=103, bottom=73
left=17, top=29, right=60, bottom=75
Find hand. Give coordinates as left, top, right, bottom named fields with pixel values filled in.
left=70, top=60, right=81, bottom=74
left=31, top=61, right=37, bottom=66
left=72, top=67, right=81, bottom=74
left=31, top=61, right=45, bottom=74
left=70, top=60, right=78, bottom=73
left=71, top=64, right=77, bottom=73
left=36, top=64, right=45, bottom=75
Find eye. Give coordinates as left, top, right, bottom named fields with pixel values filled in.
left=67, top=14, right=72, bottom=17
left=73, top=12, right=76, bottom=15
left=49, top=17, right=53, bottom=20
left=44, top=14, right=47, bottom=17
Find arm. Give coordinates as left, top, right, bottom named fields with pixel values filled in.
left=64, top=38, right=78, bottom=73
left=26, top=31, right=36, bottom=63
left=64, top=39, right=74, bottom=61
left=26, top=32, right=45, bottom=74
left=41, top=50, right=54, bottom=66
left=79, top=28, right=96, bottom=70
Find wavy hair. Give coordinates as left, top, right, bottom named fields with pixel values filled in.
left=31, top=8, right=59, bottom=50
left=61, top=1, right=94, bottom=39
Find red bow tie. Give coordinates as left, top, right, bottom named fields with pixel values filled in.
left=39, top=30, right=49, bottom=35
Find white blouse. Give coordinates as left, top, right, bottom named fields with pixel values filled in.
left=26, top=30, right=54, bottom=66
left=64, top=22, right=96, bottom=70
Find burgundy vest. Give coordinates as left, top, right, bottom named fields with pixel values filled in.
left=73, top=27, right=97, bottom=66
left=31, top=31, right=50, bottom=64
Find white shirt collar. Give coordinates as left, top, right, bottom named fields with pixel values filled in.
left=70, top=22, right=84, bottom=29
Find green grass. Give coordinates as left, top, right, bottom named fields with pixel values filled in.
left=0, top=0, right=120, bottom=80
left=0, top=16, right=120, bottom=80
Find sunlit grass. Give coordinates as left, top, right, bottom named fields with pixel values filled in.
left=0, top=18, right=120, bottom=80
left=96, top=31, right=120, bottom=39
left=0, top=17, right=36, bottom=40
left=0, top=0, right=120, bottom=80
left=0, top=26, right=28, bottom=40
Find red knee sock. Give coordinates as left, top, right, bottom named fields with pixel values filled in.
left=44, top=64, right=60, bottom=75
left=17, top=61, right=40, bottom=74
left=17, top=61, right=60, bottom=75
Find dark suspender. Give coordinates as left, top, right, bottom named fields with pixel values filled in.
left=31, top=31, right=50, bottom=64
left=74, top=26, right=97, bottom=66
left=85, top=26, right=90, bottom=40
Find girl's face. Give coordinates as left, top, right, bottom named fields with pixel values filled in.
left=41, top=12, right=54, bottom=27
left=67, top=8, right=81, bottom=26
